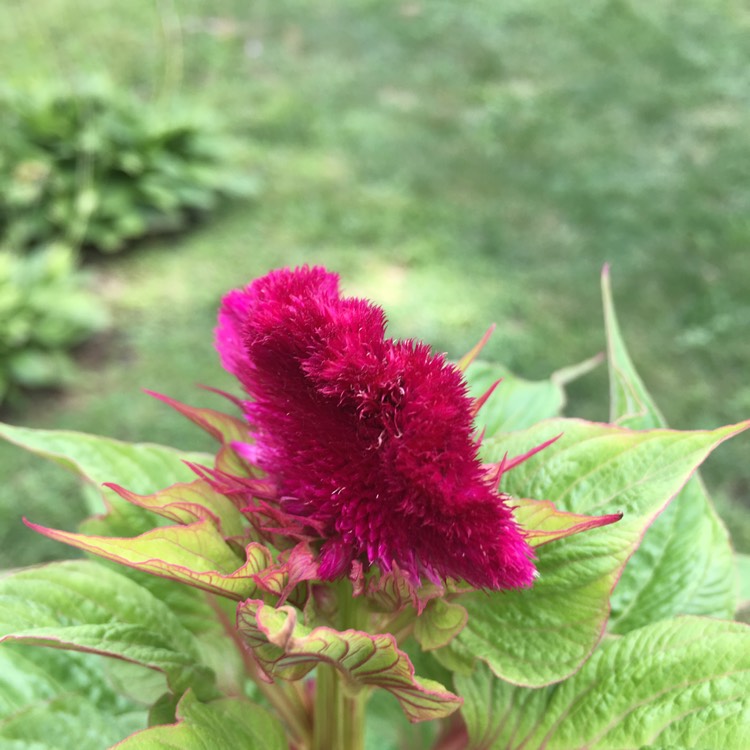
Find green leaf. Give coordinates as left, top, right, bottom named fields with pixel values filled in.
left=26, top=519, right=272, bottom=601
left=0, top=645, right=145, bottom=750
left=611, top=477, right=737, bottom=633
left=0, top=422, right=210, bottom=495
left=0, top=560, right=215, bottom=699
left=103, top=660, right=171, bottom=707
left=464, top=361, right=565, bottom=435
left=237, top=599, right=462, bottom=723
left=105, top=480, right=246, bottom=538
left=365, top=689, right=439, bottom=750
left=456, top=616, right=750, bottom=749
left=413, top=598, right=468, bottom=651
left=116, top=572, right=244, bottom=696
left=0, top=421, right=256, bottom=693
left=738, top=553, right=750, bottom=623
left=453, top=418, right=749, bottom=686
left=602, top=267, right=738, bottom=631
left=0, top=422, right=211, bottom=531
left=463, top=354, right=601, bottom=437
left=112, top=690, right=286, bottom=749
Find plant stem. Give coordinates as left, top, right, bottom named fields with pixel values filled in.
left=312, top=664, right=367, bottom=750
left=312, top=663, right=343, bottom=750
left=341, top=685, right=366, bottom=750
left=208, top=594, right=312, bottom=745
left=311, top=581, right=368, bottom=750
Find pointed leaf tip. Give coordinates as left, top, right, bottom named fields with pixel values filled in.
left=497, top=433, right=562, bottom=475
left=23, top=518, right=272, bottom=601
left=601, top=269, right=743, bottom=632
left=457, top=324, right=496, bottom=372
left=146, top=390, right=249, bottom=445
left=471, top=378, right=503, bottom=418
left=514, top=499, right=623, bottom=547
left=102, top=479, right=246, bottom=537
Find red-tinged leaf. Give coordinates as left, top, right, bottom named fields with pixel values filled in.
left=237, top=600, right=462, bottom=723
left=471, top=378, right=502, bottom=419
left=146, top=390, right=249, bottom=445
left=25, top=519, right=273, bottom=601
left=251, top=543, right=319, bottom=604
left=456, top=325, right=496, bottom=372
left=365, top=566, right=446, bottom=615
left=214, top=442, right=256, bottom=477
left=105, top=480, right=246, bottom=537
left=0, top=423, right=210, bottom=535
left=513, top=497, right=622, bottom=547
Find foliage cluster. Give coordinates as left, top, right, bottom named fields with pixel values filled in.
left=0, top=80, right=253, bottom=253
left=0, top=245, right=108, bottom=405
left=0, top=272, right=747, bottom=748
left=0, top=78, right=255, bottom=407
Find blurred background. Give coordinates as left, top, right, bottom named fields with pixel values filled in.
left=1, top=0, right=749, bottom=568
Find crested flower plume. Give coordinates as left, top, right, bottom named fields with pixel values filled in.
left=216, top=266, right=538, bottom=591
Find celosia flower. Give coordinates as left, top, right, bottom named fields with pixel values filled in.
left=216, top=266, right=537, bottom=590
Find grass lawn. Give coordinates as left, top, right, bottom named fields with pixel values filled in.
left=2, top=0, right=750, bottom=567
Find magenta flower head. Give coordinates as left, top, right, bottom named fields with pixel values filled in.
left=216, top=266, right=536, bottom=591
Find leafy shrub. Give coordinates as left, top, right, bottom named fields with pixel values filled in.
left=0, top=245, right=108, bottom=403
left=0, top=81, right=255, bottom=253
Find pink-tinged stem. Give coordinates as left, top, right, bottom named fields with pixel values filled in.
left=207, top=594, right=312, bottom=745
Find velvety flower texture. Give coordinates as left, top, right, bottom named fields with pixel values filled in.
left=216, top=266, right=537, bottom=590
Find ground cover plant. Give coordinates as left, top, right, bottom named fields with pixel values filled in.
left=0, top=79, right=252, bottom=253
left=1, top=265, right=748, bottom=749
left=0, top=245, right=108, bottom=405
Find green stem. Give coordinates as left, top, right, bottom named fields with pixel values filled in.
left=311, top=581, right=368, bottom=750
left=312, top=664, right=367, bottom=750
left=341, top=685, right=366, bottom=750
left=208, top=594, right=312, bottom=745
left=312, top=663, right=343, bottom=750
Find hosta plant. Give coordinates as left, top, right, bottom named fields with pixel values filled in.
left=0, top=80, right=257, bottom=253
left=0, top=265, right=748, bottom=749
left=0, top=244, right=108, bottom=405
